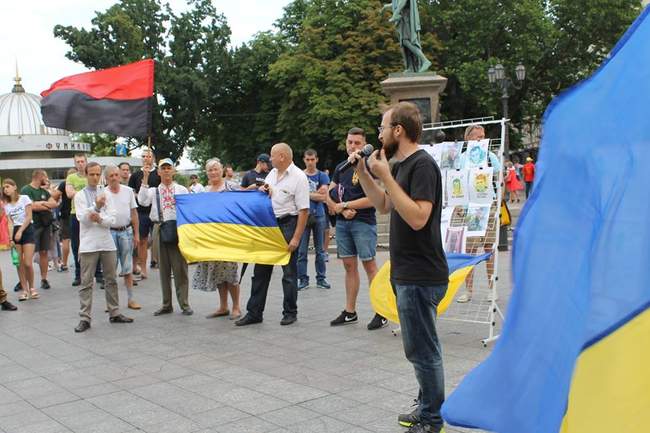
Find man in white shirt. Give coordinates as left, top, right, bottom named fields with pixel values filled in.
left=105, top=165, right=141, bottom=310
left=74, top=162, right=134, bottom=333
left=236, top=143, right=309, bottom=326
left=138, top=158, right=193, bottom=316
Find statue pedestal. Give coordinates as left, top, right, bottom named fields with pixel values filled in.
left=380, top=72, right=447, bottom=126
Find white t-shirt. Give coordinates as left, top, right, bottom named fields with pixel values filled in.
left=5, top=195, right=32, bottom=226
left=265, top=163, right=310, bottom=218
left=105, top=185, right=137, bottom=228
left=189, top=183, right=205, bottom=194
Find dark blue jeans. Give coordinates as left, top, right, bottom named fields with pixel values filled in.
left=393, top=282, right=447, bottom=429
left=246, top=216, right=298, bottom=320
left=70, top=215, right=103, bottom=282
left=297, top=214, right=327, bottom=283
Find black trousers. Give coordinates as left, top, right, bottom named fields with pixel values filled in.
left=246, top=216, right=298, bottom=320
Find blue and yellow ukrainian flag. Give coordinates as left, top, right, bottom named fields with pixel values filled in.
left=175, top=191, right=290, bottom=265
left=442, top=7, right=650, bottom=433
left=370, top=252, right=492, bottom=323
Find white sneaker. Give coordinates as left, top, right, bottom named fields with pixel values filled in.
left=456, top=293, right=472, bottom=303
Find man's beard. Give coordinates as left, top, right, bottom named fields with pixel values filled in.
left=382, top=139, right=399, bottom=160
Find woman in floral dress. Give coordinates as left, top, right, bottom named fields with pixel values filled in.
left=191, top=158, right=242, bottom=319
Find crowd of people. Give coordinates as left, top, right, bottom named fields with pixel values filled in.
left=0, top=102, right=470, bottom=433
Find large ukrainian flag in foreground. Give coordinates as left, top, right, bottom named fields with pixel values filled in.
left=370, top=252, right=491, bottom=323
left=442, top=8, right=650, bottom=433
left=176, top=191, right=290, bottom=265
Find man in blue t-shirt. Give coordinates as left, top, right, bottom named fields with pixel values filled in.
left=326, top=127, right=387, bottom=330
left=297, top=149, right=331, bottom=290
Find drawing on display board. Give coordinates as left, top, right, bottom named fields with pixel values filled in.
left=468, top=167, right=494, bottom=204
left=465, top=139, right=490, bottom=169
left=440, top=206, right=455, bottom=240
left=464, top=203, right=491, bottom=236
left=418, top=144, right=442, bottom=167
left=439, top=142, right=463, bottom=170
left=446, top=169, right=469, bottom=206
left=445, top=226, right=467, bottom=254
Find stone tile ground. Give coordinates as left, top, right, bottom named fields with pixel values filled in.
left=0, top=247, right=512, bottom=433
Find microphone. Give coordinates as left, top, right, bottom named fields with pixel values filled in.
left=339, top=144, right=374, bottom=173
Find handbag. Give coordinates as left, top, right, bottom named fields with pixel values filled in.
left=156, top=187, right=179, bottom=245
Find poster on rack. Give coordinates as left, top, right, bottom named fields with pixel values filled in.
left=418, top=144, right=442, bottom=166
left=440, top=206, right=455, bottom=241
left=439, top=142, right=463, bottom=170
left=468, top=167, right=494, bottom=204
left=465, top=139, right=490, bottom=169
left=464, top=203, right=491, bottom=237
left=444, top=226, right=467, bottom=254
left=446, top=169, right=469, bottom=206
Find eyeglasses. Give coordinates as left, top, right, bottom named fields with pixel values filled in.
left=378, top=124, right=401, bottom=133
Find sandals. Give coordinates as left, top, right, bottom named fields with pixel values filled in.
left=18, top=292, right=29, bottom=301
left=206, top=310, right=229, bottom=319
left=30, top=289, right=40, bottom=299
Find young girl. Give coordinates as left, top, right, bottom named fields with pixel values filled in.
left=505, top=161, right=524, bottom=203
left=3, top=179, right=38, bottom=301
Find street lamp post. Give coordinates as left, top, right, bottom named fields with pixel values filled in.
left=487, top=63, right=526, bottom=160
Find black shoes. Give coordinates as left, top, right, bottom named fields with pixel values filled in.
left=41, top=279, right=51, bottom=290
left=405, top=423, right=441, bottom=433
left=1, top=301, right=17, bottom=311
left=109, top=314, right=134, bottom=323
left=181, top=308, right=194, bottom=316
left=72, top=279, right=81, bottom=287
left=153, top=307, right=173, bottom=316
left=367, top=313, right=388, bottom=330
left=280, top=315, right=297, bottom=326
left=330, top=310, right=358, bottom=326
left=74, top=320, right=91, bottom=333
left=398, top=407, right=420, bottom=428
left=13, top=282, right=21, bottom=292
left=235, top=314, right=263, bottom=326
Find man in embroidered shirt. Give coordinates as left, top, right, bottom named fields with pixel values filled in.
left=138, top=158, right=192, bottom=316
left=74, top=162, right=133, bottom=333
left=236, top=143, right=309, bottom=326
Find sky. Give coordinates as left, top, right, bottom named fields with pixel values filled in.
left=0, top=0, right=292, bottom=94
left=0, top=0, right=292, bottom=168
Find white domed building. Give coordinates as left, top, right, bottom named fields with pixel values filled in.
left=0, top=71, right=141, bottom=186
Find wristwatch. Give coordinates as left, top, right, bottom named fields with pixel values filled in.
left=343, top=202, right=349, bottom=209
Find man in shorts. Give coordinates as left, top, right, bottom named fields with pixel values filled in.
left=21, top=170, right=58, bottom=291
left=326, top=128, right=387, bottom=330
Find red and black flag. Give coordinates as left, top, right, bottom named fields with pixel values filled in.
left=41, top=59, right=154, bottom=137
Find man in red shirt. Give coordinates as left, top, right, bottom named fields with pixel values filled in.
left=523, top=157, right=536, bottom=198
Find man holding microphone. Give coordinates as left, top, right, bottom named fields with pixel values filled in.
left=353, top=102, right=448, bottom=433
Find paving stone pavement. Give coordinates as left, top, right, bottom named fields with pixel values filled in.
left=0, top=248, right=512, bottom=433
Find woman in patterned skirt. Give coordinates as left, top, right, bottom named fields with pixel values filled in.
left=191, top=158, right=242, bottom=319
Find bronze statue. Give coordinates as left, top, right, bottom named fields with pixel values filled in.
left=382, top=0, right=432, bottom=73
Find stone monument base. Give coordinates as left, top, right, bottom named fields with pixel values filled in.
left=380, top=72, right=447, bottom=128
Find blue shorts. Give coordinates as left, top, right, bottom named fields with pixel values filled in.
left=138, top=212, right=152, bottom=239
left=335, top=219, right=377, bottom=261
left=111, top=227, right=134, bottom=275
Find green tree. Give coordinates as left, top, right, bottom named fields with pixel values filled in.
left=53, top=0, right=232, bottom=161
left=268, top=0, right=440, bottom=168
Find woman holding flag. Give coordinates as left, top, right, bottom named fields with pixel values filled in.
left=191, top=158, right=242, bottom=320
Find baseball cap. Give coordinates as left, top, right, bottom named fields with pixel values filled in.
left=526, top=157, right=533, bottom=162
left=257, top=153, right=270, bottom=163
left=158, top=158, right=174, bottom=168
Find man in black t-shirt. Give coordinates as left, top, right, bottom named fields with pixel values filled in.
left=355, top=102, right=448, bottom=433
left=129, top=148, right=161, bottom=278
left=56, top=169, right=75, bottom=271
left=326, top=128, right=386, bottom=331
left=240, top=153, right=271, bottom=190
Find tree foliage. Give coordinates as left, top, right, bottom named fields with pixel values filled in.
left=55, top=0, right=642, bottom=165
left=54, top=0, right=231, bottom=161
